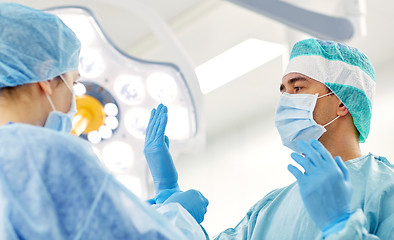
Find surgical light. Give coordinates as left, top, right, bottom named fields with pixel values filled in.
left=46, top=6, right=201, bottom=198
left=102, top=141, right=134, bottom=173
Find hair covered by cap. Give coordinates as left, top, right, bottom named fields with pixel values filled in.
left=0, top=2, right=81, bottom=88
left=284, top=38, right=376, bottom=143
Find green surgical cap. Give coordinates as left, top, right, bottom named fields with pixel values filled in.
left=0, top=3, right=81, bottom=88
left=284, top=38, right=376, bottom=143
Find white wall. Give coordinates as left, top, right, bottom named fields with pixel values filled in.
left=175, top=58, right=394, bottom=237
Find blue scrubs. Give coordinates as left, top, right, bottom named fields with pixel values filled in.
left=214, top=154, right=394, bottom=239
left=0, top=124, right=204, bottom=240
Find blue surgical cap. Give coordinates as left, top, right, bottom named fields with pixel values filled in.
left=0, top=3, right=81, bottom=88
left=284, top=38, right=376, bottom=143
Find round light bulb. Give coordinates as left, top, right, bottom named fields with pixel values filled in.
left=102, top=141, right=134, bottom=173
left=116, top=175, right=142, bottom=197
left=87, top=130, right=101, bottom=144
left=73, top=82, right=87, bottom=96
left=124, top=108, right=150, bottom=139
left=146, top=72, right=178, bottom=103
left=114, top=75, right=145, bottom=105
left=104, top=103, right=119, bottom=117
left=105, top=116, right=119, bottom=130
left=166, top=105, right=192, bottom=140
left=79, top=49, right=105, bottom=78
left=99, top=125, right=113, bottom=139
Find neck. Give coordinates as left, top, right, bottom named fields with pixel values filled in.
left=0, top=86, right=49, bottom=126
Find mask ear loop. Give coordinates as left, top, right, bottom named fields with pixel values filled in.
left=317, top=91, right=340, bottom=127
left=59, top=74, right=75, bottom=94
left=323, top=115, right=340, bottom=128
left=46, top=75, right=75, bottom=112
left=46, top=93, right=57, bottom=111
left=317, top=91, right=334, bottom=99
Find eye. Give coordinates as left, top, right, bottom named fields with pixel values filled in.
left=294, top=86, right=303, bottom=93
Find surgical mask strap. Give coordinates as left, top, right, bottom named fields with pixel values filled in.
left=323, top=115, right=340, bottom=128
left=45, top=75, right=74, bottom=112
left=46, top=94, right=56, bottom=111
left=317, top=91, right=340, bottom=127
left=317, top=91, right=334, bottom=99
left=59, top=75, right=75, bottom=94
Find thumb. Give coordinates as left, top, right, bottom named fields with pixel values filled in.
left=335, top=156, right=350, bottom=181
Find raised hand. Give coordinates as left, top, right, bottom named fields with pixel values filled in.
left=144, top=104, right=179, bottom=198
left=288, top=139, right=353, bottom=236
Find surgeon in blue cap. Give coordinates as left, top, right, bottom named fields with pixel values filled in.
left=146, top=39, right=394, bottom=239
left=0, top=3, right=208, bottom=239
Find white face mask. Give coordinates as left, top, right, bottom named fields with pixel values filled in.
left=274, top=92, right=340, bottom=153
left=44, top=75, right=77, bottom=133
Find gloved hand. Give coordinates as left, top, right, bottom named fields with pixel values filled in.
left=287, top=139, right=353, bottom=236
left=144, top=104, right=179, bottom=198
left=163, top=189, right=209, bottom=224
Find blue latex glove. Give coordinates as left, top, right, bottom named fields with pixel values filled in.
left=163, top=189, right=209, bottom=224
left=144, top=104, right=179, bottom=198
left=288, top=139, right=353, bottom=237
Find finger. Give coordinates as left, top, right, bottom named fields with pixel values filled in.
left=310, top=139, right=335, bottom=165
left=287, top=164, right=304, bottom=182
left=148, top=104, right=162, bottom=139
left=335, top=156, right=350, bottom=181
left=291, top=152, right=311, bottom=172
left=157, top=112, right=168, bottom=137
left=151, top=104, right=164, bottom=138
left=145, top=108, right=156, bottom=139
left=297, top=140, right=321, bottom=168
left=156, top=106, right=168, bottom=137
left=164, top=135, right=170, bottom=149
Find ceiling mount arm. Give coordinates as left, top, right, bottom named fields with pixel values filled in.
left=227, top=0, right=354, bottom=41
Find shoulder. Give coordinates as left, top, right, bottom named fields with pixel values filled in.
left=346, top=153, right=394, bottom=179
left=249, top=183, right=295, bottom=213
left=0, top=123, right=103, bottom=175
left=0, top=123, right=93, bottom=155
left=1, top=123, right=87, bottom=146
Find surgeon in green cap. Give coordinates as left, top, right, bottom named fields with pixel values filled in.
left=145, top=39, right=394, bottom=239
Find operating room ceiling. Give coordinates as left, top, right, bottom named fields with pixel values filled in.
left=7, top=0, right=394, bottom=137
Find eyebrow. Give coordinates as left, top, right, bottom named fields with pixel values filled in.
left=279, top=76, right=309, bottom=92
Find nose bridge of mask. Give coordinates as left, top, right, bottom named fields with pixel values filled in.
left=278, top=92, right=319, bottom=110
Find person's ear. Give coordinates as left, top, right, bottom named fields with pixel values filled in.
left=38, top=80, right=54, bottom=95
left=337, top=102, right=349, bottom=117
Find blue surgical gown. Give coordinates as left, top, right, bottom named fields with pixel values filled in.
left=214, top=154, right=394, bottom=239
left=0, top=123, right=205, bottom=240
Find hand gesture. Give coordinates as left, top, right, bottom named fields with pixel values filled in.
left=288, top=139, right=353, bottom=233
left=144, top=104, right=179, bottom=196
